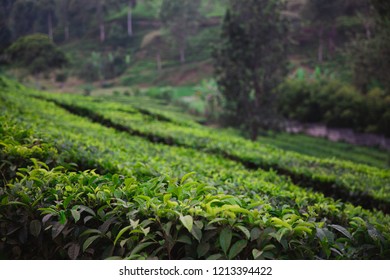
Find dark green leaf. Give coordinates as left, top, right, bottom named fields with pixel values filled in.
left=130, top=242, right=155, bottom=256
left=83, top=235, right=100, bottom=252
left=30, top=220, right=41, bottom=237
left=228, top=240, right=247, bottom=259
left=177, top=235, right=192, bottom=245
left=236, top=225, right=250, bottom=240
left=114, top=225, right=132, bottom=245
left=197, top=242, right=210, bottom=258
left=330, top=224, right=353, bottom=240
left=68, top=243, right=80, bottom=260
left=219, top=228, right=232, bottom=255
left=207, top=254, right=223, bottom=260
left=52, top=222, right=66, bottom=239
left=191, top=223, right=202, bottom=242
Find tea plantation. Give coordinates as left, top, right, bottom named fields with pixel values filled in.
left=1, top=77, right=390, bottom=260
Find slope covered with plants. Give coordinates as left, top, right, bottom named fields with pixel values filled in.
left=1, top=77, right=390, bottom=260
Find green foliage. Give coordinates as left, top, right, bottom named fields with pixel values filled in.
left=6, top=33, right=67, bottom=75
left=77, top=51, right=127, bottom=82
left=278, top=78, right=390, bottom=137
left=256, top=132, right=389, bottom=169
left=19, top=82, right=390, bottom=211
left=160, top=0, right=202, bottom=63
left=1, top=78, right=390, bottom=260
left=194, top=79, right=222, bottom=122
left=349, top=0, right=390, bottom=93
left=213, top=0, right=288, bottom=140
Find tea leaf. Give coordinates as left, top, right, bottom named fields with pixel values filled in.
left=329, top=224, right=353, bottom=240
left=228, top=240, right=247, bottom=259
left=30, top=220, right=41, bottom=237
left=114, top=225, right=132, bottom=245
left=197, top=242, right=210, bottom=258
left=68, top=243, right=80, bottom=260
left=236, top=225, right=250, bottom=240
left=180, top=215, right=193, bottom=233
left=219, top=228, right=232, bottom=255
left=71, top=210, right=80, bottom=223
left=83, top=235, right=100, bottom=252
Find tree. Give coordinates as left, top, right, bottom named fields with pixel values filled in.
left=37, top=0, right=57, bottom=41
left=350, top=0, right=390, bottom=93
left=127, top=0, right=137, bottom=36
left=10, top=0, right=38, bottom=38
left=0, top=1, right=15, bottom=54
left=6, top=33, right=67, bottom=83
left=371, top=0, right=390, bottom=92
left=213, top=0, right=288, bottom=140
left=97, top=0, right=106, bottom=43
left=141, top=30, right=165, bottom=72
left=160, top=0, right=201, bottom=64
left=59, top=0, right=70, bottom=41
left=304, top=0, right=341, bottom=62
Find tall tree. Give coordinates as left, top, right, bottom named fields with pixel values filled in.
left=97, top=0, right=106, bottom=43
left=304, top=0, right=341, bottom=63
left=0, top=0, right=15, bottom=53
left=160, top=0, right=201, bottom=64
left=141, top=30, right=165, bottom=72
left=127, top=0, right=137, bottom=36
left=10, top=0, right=38, bottom=38
left=37, top=0, right=56, bottom=41
left=213, top=0, right=288, bottom=140
left=59, top=0, right=70, bottom=41
left=350, top=0, right=390, bottom=93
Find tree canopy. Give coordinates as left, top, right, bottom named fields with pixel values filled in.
left=213, top=0, right=288, bottom=140
left=6, top=33, right=67, bottom=75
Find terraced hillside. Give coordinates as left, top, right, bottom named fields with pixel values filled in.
left=1, top=77, right=390, bottom=260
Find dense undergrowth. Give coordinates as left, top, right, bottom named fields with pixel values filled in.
left=1, top=77, right=390, bottom=260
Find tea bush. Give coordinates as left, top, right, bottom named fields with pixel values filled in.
left=33, top=90, right=390, bottom=211
left=1, top=78, right=390, bottom=260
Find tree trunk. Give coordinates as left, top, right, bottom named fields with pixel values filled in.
left=100, top=23, right=105, bottom=43
left=34, top=73, right=41, bottom=90
left=48, top=12, right=53, bottom=41
left=250, top=70, right=262, bottom=141
left=65, top=24, right=69, bottom=41
left=364, top=21, right=371, bottom=39
left=250, top=122, right=258, bottom=141
left=179, top=47, right=185, bottom=64
left=318, top=27, right=324, bottom=63
left=327, top=26, right=336, bottom=58
left=156, top=51, right=162, bottom=72
left=128, top=1, right=133, bottom=36
left=63, top=0, right=70, bottom=41
left=98, top=0, right=105, bottom=43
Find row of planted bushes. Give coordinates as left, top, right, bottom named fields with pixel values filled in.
left=1, top=113, right=390, bottom=260
left=277, top=78, right=390, bottom=137
left=2, top=77, right=390, bottom=259
left=33, top=90, right=390, bottom=209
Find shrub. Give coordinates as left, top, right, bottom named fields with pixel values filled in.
left=278, top=78, right=390, bottom=136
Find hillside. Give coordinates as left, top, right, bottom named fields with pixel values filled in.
left=1, top=77, right=390, bottom=260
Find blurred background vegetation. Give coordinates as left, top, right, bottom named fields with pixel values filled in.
left=0, top=0, right=389, bottom=143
